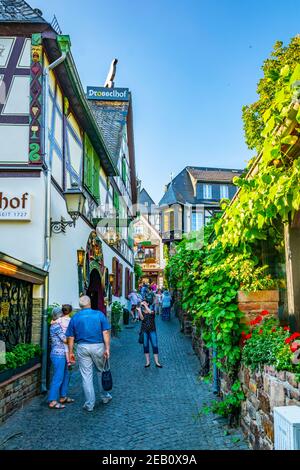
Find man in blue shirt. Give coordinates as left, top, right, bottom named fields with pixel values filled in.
left=66, top=295, right=111, bottom=412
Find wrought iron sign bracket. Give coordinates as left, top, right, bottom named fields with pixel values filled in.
left=50, top=217, right=75, bottom=234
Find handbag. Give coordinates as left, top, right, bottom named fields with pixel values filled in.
left=138, top=330, right=144, bottom=344
left=102, top=358, right=113, bottom=391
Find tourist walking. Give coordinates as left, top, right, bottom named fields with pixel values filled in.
left=57, top=304, right=72, bottom=366
left=48, top=306, right=74, bottom=409
left=128, top=288, right=141, bottom=322
left=154, top=288, right=163, bottom=315
left=138, top=299, right=162, bottom=368
left=66, top=295, right=112, bottom=412
left=161, top=289, right=172, bottom=321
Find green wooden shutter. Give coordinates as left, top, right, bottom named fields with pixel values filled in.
left=84, top=134, right=93, bottom=192
left=93, top=151, right=100, bottom=203
left=122, top=157, right=127, bottom=183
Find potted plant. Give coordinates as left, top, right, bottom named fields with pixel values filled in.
left=0, top=343, right=42, bottom=383
left=111, top=301, right=123, bottom=337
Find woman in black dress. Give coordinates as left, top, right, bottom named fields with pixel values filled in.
left=139, top=299, right=162, bottom=368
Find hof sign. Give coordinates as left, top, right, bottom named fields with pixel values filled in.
left=86, top=86, right=129, bottom=101
left=0, top=192, right=31, bottom=220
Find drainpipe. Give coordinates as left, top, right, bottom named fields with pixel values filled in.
left=41, top=36, right=71, bottom=393
left=212, top=347, right=220, bottom=394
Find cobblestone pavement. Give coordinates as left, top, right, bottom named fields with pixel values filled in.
left=0, top=315, right=248, bottom=450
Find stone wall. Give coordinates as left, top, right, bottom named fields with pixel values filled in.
left=0, top=364, right=41, bottom=423
left=31, top=298, right=43, bottom=345
left=238, top=364, right=300, bottom=449
left=238, top=290, right=279, bottom=323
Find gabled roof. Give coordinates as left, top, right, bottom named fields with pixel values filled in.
left=159, top=166, right=245, bottom=206
left=159, top=180, right=186, bottom=206
left=0, top=0, right=46, bottom=22
left=139, top=188, right=156, bottom=206
left=187, top=166, right=243, bottom=183
left=89, top=100, right=129, bottom=167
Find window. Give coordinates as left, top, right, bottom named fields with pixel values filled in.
left=112, top=257, right=123, bottom=297
left=84, top=134, right=100, bottom=203
left=220, top=185, right=229, bottom=199
left=113, top=188, right=120, bottom=234
left=144, top=247, right=156, bottom=260
left=203, top=184, right=212, bottom=199
left=191, top=210, right=203, bottom=231
left=163, top=212, right=169, bottom=232
left=121, top=155, right=127, bottom=183
left=134, top=225, right=144, bottom=235
left=169, top=211, right=175, bottom=231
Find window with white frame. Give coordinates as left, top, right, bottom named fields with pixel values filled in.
left=191, top=210, right=203, bottom=231
left=220, top=184, right=229, bottom=199
left=203, top=184, right=212, bottom=199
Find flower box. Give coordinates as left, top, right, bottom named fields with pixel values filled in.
left=0, top=356, right=40, bottom=384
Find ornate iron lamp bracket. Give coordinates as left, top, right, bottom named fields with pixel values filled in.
left=50, top=217, right=75, bottom=234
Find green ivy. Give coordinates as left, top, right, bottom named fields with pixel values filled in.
left=201, top=380, right=245, bottom=418
left=111, top=301, right=123, bottom=336
left=218, top=59, right=300, bottom=249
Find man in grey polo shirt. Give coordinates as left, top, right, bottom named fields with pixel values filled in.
left=66, top=295, right=112, bottom=412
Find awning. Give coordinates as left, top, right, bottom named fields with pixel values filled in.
left=0, top=252, right=47, bottom=284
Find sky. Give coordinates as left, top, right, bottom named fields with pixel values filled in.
left=36, top=0, right=300, bottom=203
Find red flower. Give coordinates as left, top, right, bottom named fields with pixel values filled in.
left=249, top=315, right=263, bottom=326
left=283, top=326, right=290, bottom=331
left=259, top=329, right=263, bottom=335
left=286, top=332, right=300, bottom=344
left=261, top=310, right=269, bottom=316
left=245, top=333, right=252, bottom=340
left=290, top=342, right=300, bottom=353
left=272, top=327, right=276, bottom=332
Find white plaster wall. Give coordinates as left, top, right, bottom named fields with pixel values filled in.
left=49, top=185, right=133, bottom=310
left=0, top=176, right=46, bottom=268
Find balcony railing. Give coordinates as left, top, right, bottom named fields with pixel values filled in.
left=161, top=230, right=183, bottom=242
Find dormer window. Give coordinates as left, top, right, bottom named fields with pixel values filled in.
left=220, top=185, right=229, bottom=199
left=203, top=184, right=212, bottom=199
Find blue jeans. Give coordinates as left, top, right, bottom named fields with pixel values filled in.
left=48, top=354, right=69, bottom=402
left=143, top=331, right=158, bottom=354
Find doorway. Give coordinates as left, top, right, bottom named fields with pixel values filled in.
left=87, top=269, right=106, bottom=313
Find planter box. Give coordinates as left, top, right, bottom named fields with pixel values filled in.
left=0, top=356, right=40, bottom=384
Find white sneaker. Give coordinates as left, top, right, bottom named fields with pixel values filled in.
left=83, top=404, right=94, bottom=412
left=101, top=393, right=112, bottom=404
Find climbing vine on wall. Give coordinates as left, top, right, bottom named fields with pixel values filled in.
left=167, top=37, right=300, bottom=377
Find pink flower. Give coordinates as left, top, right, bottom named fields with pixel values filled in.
left=290, top=342, right=300, bottom=353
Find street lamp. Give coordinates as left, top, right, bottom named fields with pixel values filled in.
left=137, top=245, right=145, bottom=262
left=109, top=273, right=115, bottom=286
left=51, top=184, right=86, bottom=234
left=77, top=248, right=85, bottom=267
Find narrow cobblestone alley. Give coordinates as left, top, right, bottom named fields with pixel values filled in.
left=0, top=316, right=248, bottom=450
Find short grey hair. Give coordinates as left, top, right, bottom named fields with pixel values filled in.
left=52, top=306, right=62, bottom=321
left=79, top=295, right=91, bottom=308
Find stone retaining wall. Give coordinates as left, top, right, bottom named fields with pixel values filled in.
left=0, top=364, right=41, bottom=423
left=238, top=364, right=300, bottom=450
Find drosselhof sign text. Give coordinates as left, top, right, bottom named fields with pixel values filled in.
left=86, top=86, right=129, bottom=101
left=0, top=192, right=31, bottom=220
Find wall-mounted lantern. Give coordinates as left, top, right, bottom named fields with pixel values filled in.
left=77, top=248, right=85, bottom=267
left=51, top=184, right=86, bottom=234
